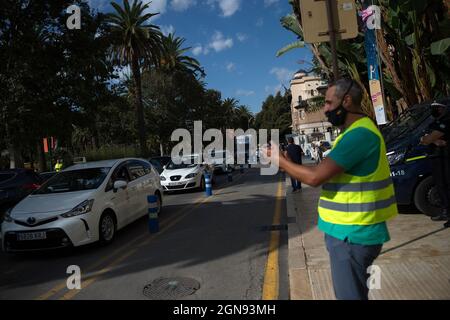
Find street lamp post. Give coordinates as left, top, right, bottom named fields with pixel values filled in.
left=325, top=0, right=339, bottom=79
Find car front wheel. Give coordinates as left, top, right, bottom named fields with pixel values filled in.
left=414, top=176, right=442, bottom=217
left=99, top=212, right=116, bottom=245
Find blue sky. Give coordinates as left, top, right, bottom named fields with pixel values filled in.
left=91, top=0, right=313, bottom=113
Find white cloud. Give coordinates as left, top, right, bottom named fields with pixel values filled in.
left=206, top=0, right=241, bottom=17
left=226, top=62, right=236, bottom=72
left=192, top=31, right=233, bottom=55
left=171, top=0, right=196, bottom=11
left=145, top=0, right=167, bottom=20
left=192, top=45, right=204, bottom=56
left=270, top=67, right=295, bottom=83
left=208, top=31, right=233, bottom=52
left=264, top=0, right=279, bottom=7
left=236, top=89, right=255, bottom=97
left=160, top=25, right=175, bottom=36
left=219, top=0, right=241, bottom=16
left=236, top=33, right=248, bottom=42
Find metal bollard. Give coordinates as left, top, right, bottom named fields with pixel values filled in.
left=147, top=195, right=159, bottom=233
left=204, top=173, right=212, bottom=197
left=240, top=164, right=244, bottom=173
left=227, top=166, right=233, bottom=182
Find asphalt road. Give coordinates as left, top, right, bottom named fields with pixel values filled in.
left=0, top=168, right=289, bottom=300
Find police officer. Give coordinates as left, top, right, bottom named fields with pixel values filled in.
left=54, top=158, right=63, bottom=172
left=420, top=101, right=450, bottom=227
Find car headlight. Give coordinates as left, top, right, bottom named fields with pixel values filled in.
left=3, top=208, right=13, bottom=222
left=61, top=200, right=94, bottom=218
left=387, top=150, right=406, bottom=166
left=160, top=176, right=166, bottom=181
left=185, top=173, right=198, bottom=179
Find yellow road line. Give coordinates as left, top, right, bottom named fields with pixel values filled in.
left=38, top=171, right=246, bottom=300
left=262, top=178, right=283, bottom=300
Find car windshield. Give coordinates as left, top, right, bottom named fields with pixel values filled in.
left=382, top=103, right=431, bottom=144
left=34, top=167, right=110, bottom=194
left=166, top=156, right=199, bottom=170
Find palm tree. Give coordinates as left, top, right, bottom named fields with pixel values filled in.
left=221, top=98, right=239, bottom=130
left=160, top=33, right=205, bottom=78
left=107, top=0, right=164, bottom=156
left=234, top=105, right=254, bottom=130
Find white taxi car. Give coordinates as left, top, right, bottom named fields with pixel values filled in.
left=1, top=158, right=163, bottom=252
left=160, top=154, right=214, bottom=192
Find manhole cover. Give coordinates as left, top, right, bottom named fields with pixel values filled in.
left=143, top=277, right=200, bottom=300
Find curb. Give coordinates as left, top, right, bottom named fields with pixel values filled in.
left=286, top=178, right=313, bottom=300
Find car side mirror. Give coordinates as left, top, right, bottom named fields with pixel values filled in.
left=113, top=180, right=128, bottom=192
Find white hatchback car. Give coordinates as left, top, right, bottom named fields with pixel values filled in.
left=1, top=158, right=163, bottom=252
left=160, top=154, right=214, bottom=192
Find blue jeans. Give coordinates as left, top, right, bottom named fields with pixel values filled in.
left=290, top=177, right=301, bottom=191
left=325, top=234, right=382, bottom=300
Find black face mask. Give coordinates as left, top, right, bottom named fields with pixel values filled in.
left=326, top=81, right=354, bottom=127
left=325, top=104, right=348, bottom=127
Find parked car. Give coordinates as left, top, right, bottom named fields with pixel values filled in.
left=149, top=156, right=171, bottom=174
left=207, top=149, right=235, bottom=173
left=0, top=169, right=43, bottom=220
left=160, top=154, right=214, bottom=192
left=382, top=98, right=450, bottom=217
left=1, top=158, right=163, bottom=252
left=39, top=171, right=58, bottom=182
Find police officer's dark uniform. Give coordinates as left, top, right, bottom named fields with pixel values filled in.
left=425, top=102, right=450, bottom=226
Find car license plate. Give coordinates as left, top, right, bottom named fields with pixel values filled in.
left=168, top=182, right=183, bottom=186
left=17, top=232, right=47, bottom=241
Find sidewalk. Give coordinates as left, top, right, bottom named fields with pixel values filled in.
left=286, top=180, right=450, bottom=300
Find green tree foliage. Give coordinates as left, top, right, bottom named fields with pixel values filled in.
left=107, top=0, right=164, bottom=157
left=280, top=0, right=450, bottom=119
left=255, top=91, right=292, bottom=137
left=0, top=0, right=115, bottom=170
left=0, top=0, right=254, bottom=168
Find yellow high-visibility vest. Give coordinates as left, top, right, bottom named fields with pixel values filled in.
left=55, top=163, right=63, bottom=172
left=318, top=117, right=398, bottom=225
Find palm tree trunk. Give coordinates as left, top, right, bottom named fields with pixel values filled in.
left=131, top=56, right=148, bottom=157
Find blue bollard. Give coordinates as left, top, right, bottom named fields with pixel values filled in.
left=147, top=195, right=159, bottom=233
left=205, top=174, right=212, bottom=197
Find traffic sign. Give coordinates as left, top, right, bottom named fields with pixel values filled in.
left=300, top=0, right=358, bottom=43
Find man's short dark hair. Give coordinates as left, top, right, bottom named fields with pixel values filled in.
left=329, top=78, right=363, bottom=107
left=288, top=137, right=294, bottom=144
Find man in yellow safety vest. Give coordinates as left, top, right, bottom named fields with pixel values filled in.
left=54, top=159, right=63, bottom=172
left=264, top=79, right=398, bottom=300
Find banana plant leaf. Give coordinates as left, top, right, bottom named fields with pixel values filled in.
left=430, top=38, right=450, bottom=55
left=276, top=40, right=305, bottom=57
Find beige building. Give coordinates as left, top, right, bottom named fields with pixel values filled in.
left=289, top=71, right=332, bottom=141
